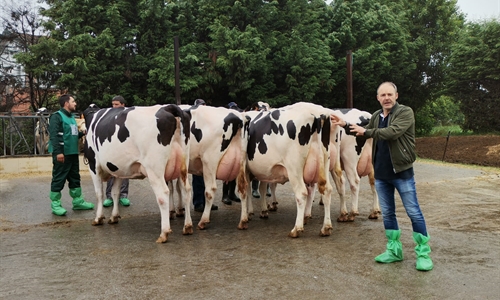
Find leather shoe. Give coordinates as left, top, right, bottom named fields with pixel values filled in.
left=222, top=197, right=232, bottom=205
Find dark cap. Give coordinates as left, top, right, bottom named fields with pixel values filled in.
left=194, top=99, right=206, bottom=106
left=227, top=102, right=238, bottom=109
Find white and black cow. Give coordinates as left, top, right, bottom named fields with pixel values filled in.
left=83, top=104, right=192, bottom=243
left=242, top=102, right=336, bottom=238
left=170, top=103, right=249, bottom=230
left=329, top=108, right=381, bottom=221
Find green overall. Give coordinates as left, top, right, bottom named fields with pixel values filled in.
left=49, top=109, right=81, bottom=192
left=48, top=109, right=93, bottom=215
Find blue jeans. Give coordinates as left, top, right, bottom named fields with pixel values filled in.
left=375, top=177, right=428, bottom=236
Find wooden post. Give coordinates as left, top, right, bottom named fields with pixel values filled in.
left=174, top=36, right=181, bottom=105
left=346, top=50, right=353, bottom=108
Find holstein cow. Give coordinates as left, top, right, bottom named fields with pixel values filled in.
left=329, top=108, right=381, bottom=221
left=242, top=102, right=336, bottom=238
left=249, top=105, right=379, bottom=224
left=83, top=104, right=192, bottom=243
left=170, top=103, right=249, bottom=230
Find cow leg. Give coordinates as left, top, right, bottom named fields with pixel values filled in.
left=259, top=181, right=269, bottom=219
left=177, top=175, right=193, bottom=235
left=304, top=184, right=316, bottom=224
left=174, top=179, right=186, bottom=218
left=108, top=177, right=122, bottom=224
left=147, top=174, right=172, bottom=243
left=91, top=172, right=106, bottom=226
left=344, top=168, right=361, bottom=222
left=197, top=175, right=217, bottom=230
left=268, top=183, right=278, bottom=211
left=368, top=171, right=381, bottom=219
left=237, top=170, right=249, bottom=230
left=319, top=180, right=333, bottom=237
left=331, top=170, right=349, bottom=222
left=288, top=180, right=308, bottom=238
left=168, top=181, right=176, bottom=220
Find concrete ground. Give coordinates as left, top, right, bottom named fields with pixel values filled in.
left=1, top=157, right=499, bottom=300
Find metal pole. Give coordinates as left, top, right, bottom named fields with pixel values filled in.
left=442, top=131, right=451, bottom=161
left=346, top=50, right=353, bottom=108
left=174, top=36, right=181, bottom=105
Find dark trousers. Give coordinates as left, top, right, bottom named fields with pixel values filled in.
left=192, top=175, right=205, bottom=207
left=106, top=177, right=129, bottom=198
left=51, top=154, right=81, bottom=192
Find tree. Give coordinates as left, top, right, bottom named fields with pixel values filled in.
left=394, top=0, right=465, bottom=112
left=447, top=20, right=500, bottom=133
left=1, top=1, right=55, bottom=111
left=327, top=0, right=414, bottom=111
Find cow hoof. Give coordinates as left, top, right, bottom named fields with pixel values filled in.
left=368, top=212, right=379, bottom=219
left=320, top=225, right=333, bottom=237
left=337, top=215, right=349, bottom=222
left=197, top=222, right=207, bottom=230
left=92, top=216, right=105, bottom=226
left=108, top=215, right=121, bottom=224
left=169, top=210, right=176, bottom=220
left=260, top=211, right=269, bottom=219
left=156, top=235, right=168, bottom=243
left=237, top=220, right=248, bottom=230
left=288, top=227, right=303, bottom=238
left=268, top=202, right=278, bottom=211
left=304, top=215, right=312, bottom=224
left=183, top=225, right=193, bottom=235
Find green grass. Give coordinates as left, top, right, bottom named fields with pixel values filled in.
left=429, top=125, right=472, bottom=136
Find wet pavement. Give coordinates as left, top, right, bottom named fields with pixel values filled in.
left=1, top=161, right=499, bottom=299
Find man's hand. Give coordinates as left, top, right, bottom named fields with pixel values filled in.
left=56, top=153, right=65, bottom=163
left=330, top=114, right=366, bottom=136
left=330, top=114, right=346, bottom=127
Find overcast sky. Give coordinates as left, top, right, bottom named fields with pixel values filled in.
left=456, top=0, right=500, bottom=20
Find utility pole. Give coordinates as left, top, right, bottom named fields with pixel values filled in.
left=346, top=50, right=353, bottom=108
left=174, top=36, right=181, bottom=105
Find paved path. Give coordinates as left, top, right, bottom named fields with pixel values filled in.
left=1, top=160, right=499, bottom=299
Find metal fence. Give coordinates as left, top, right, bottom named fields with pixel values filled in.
left=0, top=113, right=51, bottom=156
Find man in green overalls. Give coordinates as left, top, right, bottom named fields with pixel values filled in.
left=48, top=94, right=94, bottom=216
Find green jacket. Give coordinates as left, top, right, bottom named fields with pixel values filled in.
left=364, top=102, right=417, bottom=173
left=48, top=108, right=84, bottom=155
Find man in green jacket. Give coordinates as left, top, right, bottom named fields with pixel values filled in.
left=48, top=94, right=94, bottom=216
left=331, top=82, right=433, bottom=271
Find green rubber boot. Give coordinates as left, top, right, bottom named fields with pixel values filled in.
left=119, top=197, right=130, bottom=206
left=413, top=232, right=434, bottom=271
left=103, top=198, right=113, bottom=207
left=375, top=229, right=404, bottom=263
left=50, top=191, right=67, bottom=216
left=69, top=187, right=94, bottom=210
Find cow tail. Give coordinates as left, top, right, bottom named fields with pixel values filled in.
left=162, top=104, right=191, bottom=141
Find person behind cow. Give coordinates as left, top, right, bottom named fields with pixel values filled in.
left=192, top=99, right=218, bottom=212
left=48, top=94, right=94, bottom=216
left=103, top=95, right=131, bottom=207
left=330, top=82, right=433, bottom=271
left=221, top=102, right=242, bottom=205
